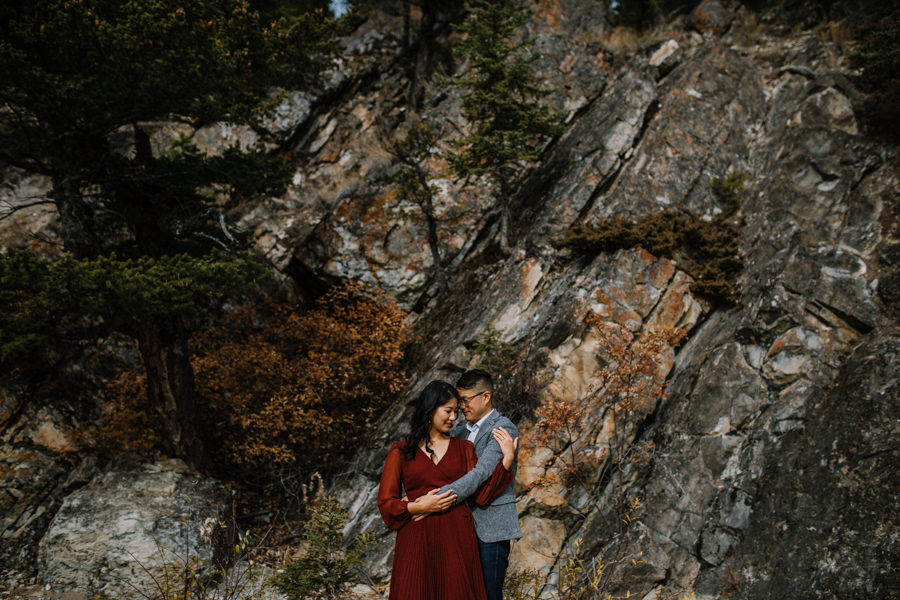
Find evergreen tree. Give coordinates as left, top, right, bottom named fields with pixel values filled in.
left=0, top=0, right=336, bottom=464
left=271, top=497, right=374, bottom=599
left=0, top=250, right=264, bottom=460
left=0, top=0, right=334, bottom=256
left=446, top=0, right=563, bottom=252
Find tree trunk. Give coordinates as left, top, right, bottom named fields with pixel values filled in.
left=407, top=0, right=436, bottom=110
left=497, top=175, right=513, bottom=255
left=134, top=316, right=206, bottom=468
left=51, top=169, right=102, bottom=259
left=414, top=168, right=448, bottom=292
left=497, top=206, right=511, bottom=255
left=403, top=0, right=411, bottom=50
left=424, top=201, right=448, bottom=292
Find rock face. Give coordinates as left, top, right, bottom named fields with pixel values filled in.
left=313, top=4, right=898, bottom=600
left=1, top=1, right=897, bottom=598
left=731, top=333, right=898, bottom=598
left=39, top=459, right=226, bottom=599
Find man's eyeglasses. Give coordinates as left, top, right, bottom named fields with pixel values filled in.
left=458, top=390, right=487, bottom=405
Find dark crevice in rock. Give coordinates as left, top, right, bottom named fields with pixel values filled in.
left=808, top=160, right=840, bottom=184
left=283, top=256, right=338, bottom=304
left=574, top=161, right=625, bottom=224
left=633, top=98, right=662, bottom=154
left=811, top=298, right=875, bottom=334
left=803, top=301, right=846, bottom=331
left=447, top=210, right=503, bottom=270
left=848, top=154, right=885, bottom=192
left=569, top=95, right=660, bottom=225
left=567, top=84, right=610, bottom=128
left=282, top=56, right=406, bottom=158
left=410, top=285, right=433, bottom=315
left=858, top=447, right=896, bottom=461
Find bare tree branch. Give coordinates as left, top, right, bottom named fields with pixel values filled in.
left=0, top=198, right=56, bottom=221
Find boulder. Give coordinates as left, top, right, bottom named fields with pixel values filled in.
left=39, top=459, right=227, bottom=598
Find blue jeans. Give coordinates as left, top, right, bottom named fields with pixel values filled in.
left=477, top=538, right=510, bottom=600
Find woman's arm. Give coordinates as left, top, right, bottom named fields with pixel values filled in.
left=408, top=488, right=457, bottom=515
left=436, top=435, right=505, bottom=500
left=378, top=444, right=456, bottom=527
left=377, top=446, right=411, bottom=530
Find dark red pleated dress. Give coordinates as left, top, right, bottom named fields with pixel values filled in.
left=377, top=437, right=513, bottom=600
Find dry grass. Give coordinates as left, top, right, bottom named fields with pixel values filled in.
left=604, top=25, right=647, bottom=52
left=573, top=22, right=685, bottom=54
left=731, top=10, right=768, bottom=49
left=356, top=129, right=395, bottom=178
left=814, top=19, right=857, bottom=69
left=815, top=18, right=856, bottom=46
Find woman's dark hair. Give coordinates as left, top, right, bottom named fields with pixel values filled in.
left=401, top=380, right=460, bottom=461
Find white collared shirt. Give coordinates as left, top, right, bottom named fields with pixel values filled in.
left=465, top=409, right=496, bottom=442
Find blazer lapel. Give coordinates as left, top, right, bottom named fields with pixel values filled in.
left=472, top=410, right=501, bottom=447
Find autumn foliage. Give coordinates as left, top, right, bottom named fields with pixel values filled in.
left=526, top=315, right=684, bottom=489
left=96, top=370, right=159, bottom=457
left=192, top=281, right=413, bottom=478
left=95, top=281, right=413, bottom=482
left=516, top=315, right=686, bottom=598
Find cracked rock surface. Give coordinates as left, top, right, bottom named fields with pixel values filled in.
left=1, top=1, right=897, bottom=597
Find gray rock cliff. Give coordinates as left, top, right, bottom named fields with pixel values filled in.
left=1, top=1, right=896, bottom=598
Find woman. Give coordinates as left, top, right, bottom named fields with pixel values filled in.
left=377, top=380, right=517, bottom=600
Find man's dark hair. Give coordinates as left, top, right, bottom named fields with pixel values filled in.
left=456, top=369, right=493, bottom=393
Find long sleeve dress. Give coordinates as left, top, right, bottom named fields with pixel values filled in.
left=377, top=437, right=514, bottom=600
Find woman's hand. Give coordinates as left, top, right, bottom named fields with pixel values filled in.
left=407, top=488, right=457, bottom=516
left=492, top=427, right=519, bottom=470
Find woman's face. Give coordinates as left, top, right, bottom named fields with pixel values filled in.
left=430, top=398, right=458, bottom=435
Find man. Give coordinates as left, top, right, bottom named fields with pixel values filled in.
left=439, top=369, right=521, bottom=600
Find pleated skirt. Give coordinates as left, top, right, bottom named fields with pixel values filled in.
left=388, top=504, right=487, bottom=600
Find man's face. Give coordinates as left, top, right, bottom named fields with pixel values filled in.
left=458, top=387, right=491, bottom=423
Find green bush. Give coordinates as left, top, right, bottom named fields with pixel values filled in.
left=711, top=171, right=748, bottom=218
left=270, top=497, right=374, bottom=600
left=0, top=249, right=262, bottom=379
left=467, top=325, right=517, bottom=375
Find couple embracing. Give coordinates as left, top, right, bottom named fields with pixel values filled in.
left=377, top=369, right=521, bottom=600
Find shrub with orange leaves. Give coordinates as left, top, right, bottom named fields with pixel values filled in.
left=519, top=313, right=686, bottom=598
left=586, top=312, right=685, bottom=416
left=192, top=281, right=413, bottom=480
left=90, top=369, right=160, bottom=457
left=526, top=314, right=684, bottom=491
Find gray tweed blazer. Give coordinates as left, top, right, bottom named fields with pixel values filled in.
left=438, top=409, right=522, bottom=543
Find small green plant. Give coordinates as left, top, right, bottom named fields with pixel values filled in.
left=503, top=567, right=544, bottom=600
left=270, top=497, right=374, bottom=600
left=711, top=171, right=748, bottom=218
left=466, top=325, right=517, bottom=375
left=558, top=536, right=608, bottom=600
left=557, top=499, right=644, bottom=600
left=108, top=503, right=275, bottom=600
